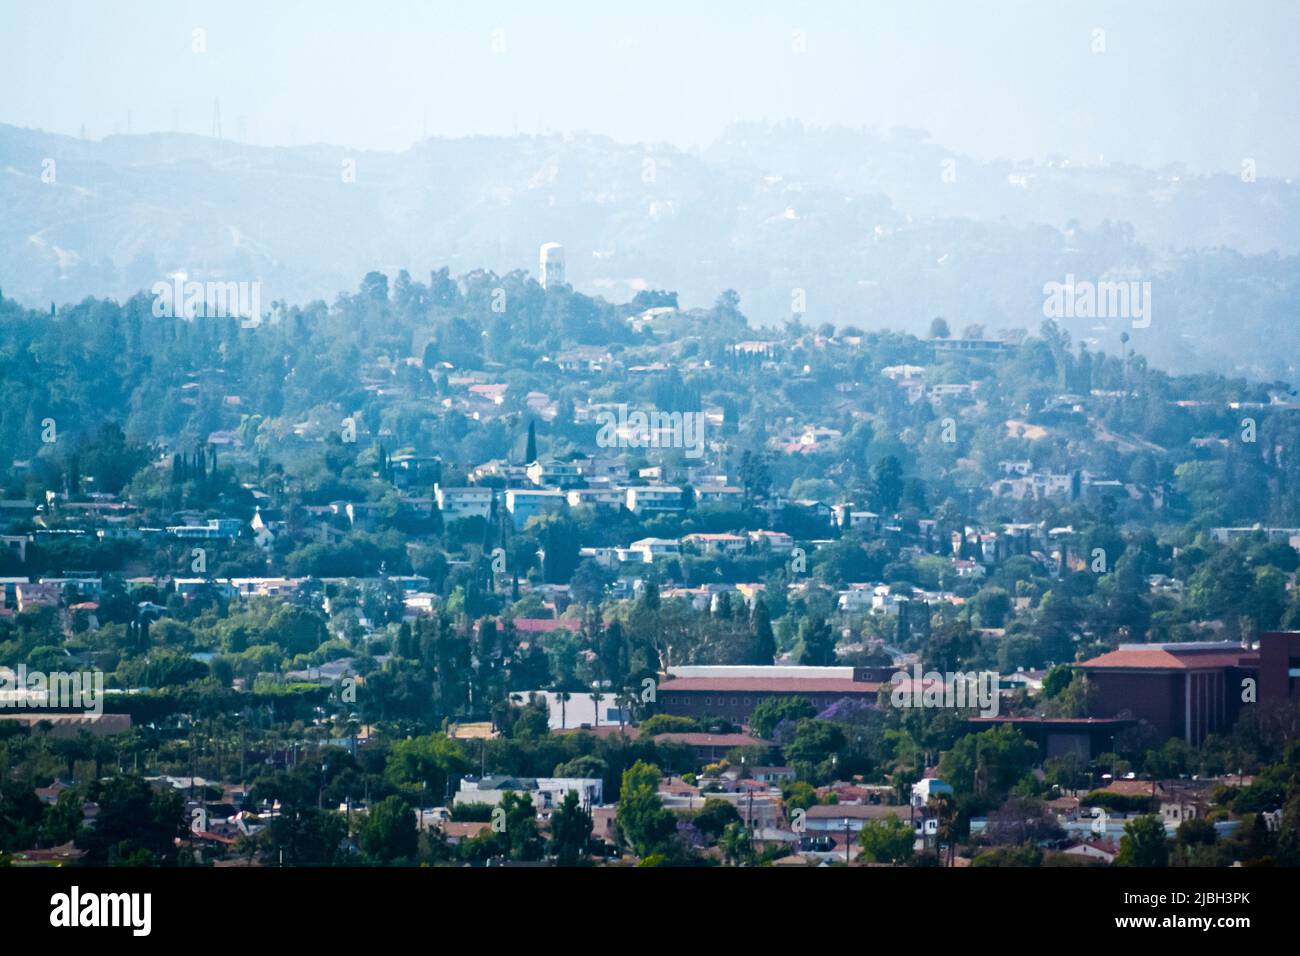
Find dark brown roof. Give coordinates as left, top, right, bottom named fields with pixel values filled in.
left=555, top=725, right=641, bottom=740
left=1098, top=780, right=1159, bottom=797
left=806, top=804, right=904, bottom=820
left=654, top=732, right=762, bottom=748
left=11, top=841, right=84, bottom=862
left=440, top=821, right=492, bottom=840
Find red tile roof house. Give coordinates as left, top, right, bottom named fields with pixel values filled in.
left=439, top=821, right=493, bottom=845
left=1060, top=840, right=1119, bottom=865
left=69, top=601, right=99, bottom=630
left=817, top=783, right=875, bottom=804
left=657, top=775, right=702, bottom=799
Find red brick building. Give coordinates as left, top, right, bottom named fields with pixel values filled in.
left=1259, top=630, right=1300, bottom=703
left=1077, top=636, right=1300, bottom=744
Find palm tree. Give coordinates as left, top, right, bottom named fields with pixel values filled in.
left=931, top=794, right=957, bottom=866
left=557, top=691, right=571, bottom=730
left=590, top=688, right=605, bottom=728
left=614, top=687, right=635, bottom=734
left=90, top=737, right=115, bottom=780
left=1120, top=330, right=1131, bottom=391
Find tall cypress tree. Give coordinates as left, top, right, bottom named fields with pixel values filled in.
left=798, top=616, right=837, bottom=667
left=750, top=597, right=776, bottom=665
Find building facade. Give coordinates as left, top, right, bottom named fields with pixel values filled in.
left=1077, top=637, right=1300, bottom=744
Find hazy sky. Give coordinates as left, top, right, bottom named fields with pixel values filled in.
left=4, top=0, right=1298, bottom=175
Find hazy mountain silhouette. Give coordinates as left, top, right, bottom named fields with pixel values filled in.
left=3, top=121, right=1297, bottom=379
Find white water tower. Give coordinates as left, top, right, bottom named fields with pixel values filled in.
left=539, top=242, right=565, bottom=290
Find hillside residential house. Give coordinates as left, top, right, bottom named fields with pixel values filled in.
left=628, top=538, right=681, bottom=562
left=626, top=485, right=684, bottom=516
left=682, top=533, right=747, bottom=557
left=434, top=484, right=494, bottom=521
left=566, top=487, right=625, bottom=510
left=747, top=530, right=795, bottom=553
left=505, top=488, right=566, bottom=527
left=694, top=485, right=744, bottom=507
left=526, top=460, right=583, bottom=489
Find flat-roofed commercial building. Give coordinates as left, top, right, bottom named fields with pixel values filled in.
left=655, top=665, right=883, bottom=726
